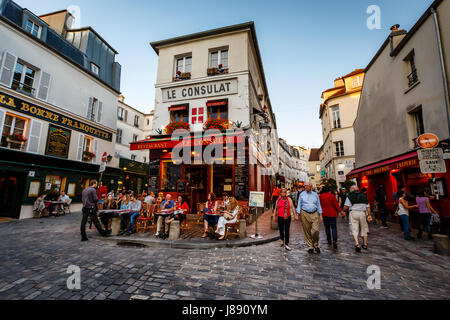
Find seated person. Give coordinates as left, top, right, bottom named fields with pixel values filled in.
left=99, top=193, right=118, bottom=234
left=155, top=194, right=175, bottom=237
left=216, top=197, right=240, bottom=240
left=33, top=194, right=47, bottom=217
left=166, top=196, right=189, bottom=230
left=202, top=192, right=219, bottom=238
left=123, top=194, right=142, bottom=236
left=58, top=191, right=71, bottom=212
left=119, top=194, right=131, bottom=234
left=221, top=192, right=230, bottom=211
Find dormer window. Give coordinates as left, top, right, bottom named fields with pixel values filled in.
left=25, top=20, right=41, bottom=38
left=91, top=63, right=100, bottom=76
left=352, top=75, right=363, bottom=88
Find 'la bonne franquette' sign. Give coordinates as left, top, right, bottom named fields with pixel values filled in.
left=162, top=78, right=238, bottom=103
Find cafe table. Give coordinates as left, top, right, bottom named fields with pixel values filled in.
left=154, top=210, right=174, bottom=239
left=203, top=210, right=224, bottom=239
left=44, top=200, right=65, bottom=216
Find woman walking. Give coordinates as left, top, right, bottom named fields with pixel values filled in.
left=416, top=191, right=439, bottom=240
left=398, top=191, right=418, bottom=241
left=273, top=188, right=297, bottom=251
left=319, top=186, right=344, bottom=249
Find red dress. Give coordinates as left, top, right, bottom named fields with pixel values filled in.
left=319, top=192, right=341, bottom=218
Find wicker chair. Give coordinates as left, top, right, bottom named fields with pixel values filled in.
left=135, top=203, right=152, bottom=233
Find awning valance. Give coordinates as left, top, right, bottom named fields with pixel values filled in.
left=168, top=104, right=188, bottom=112
left=130, top=130, right=245, bottom=151
left=206, top=99, right=228, bottom=107
left=347, top=151, right=419, bottom=179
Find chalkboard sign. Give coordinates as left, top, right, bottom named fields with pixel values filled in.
left=148, top=160, right=160, bottom=193
left=234, top=164, right=249, bottom=200
left=177, top=180, right=187, bottom=194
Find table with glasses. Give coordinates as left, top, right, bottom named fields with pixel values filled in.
left=98, top=209, right=132, bottom=236
left=154, top=209, right=175, bottom=239
left=44, top=201, right=65, bottom=216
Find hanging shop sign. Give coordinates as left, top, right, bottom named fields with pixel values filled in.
left=418, top=148, right=447, bottom=174
left=0, top=91, right=112, bottom=141
left=162, top=78, right=238, bottom=102
left=45, top=125, right=71, bottom=158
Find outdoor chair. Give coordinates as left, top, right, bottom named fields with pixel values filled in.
left=63, top=199, right=72, bottom=214
left=197, top=203, right=205, bottom=225
left=135, top=203, right=153, bottom=233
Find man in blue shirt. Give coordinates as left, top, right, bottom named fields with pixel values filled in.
left=297, top=182, right=323, bottom=254
left=155, top=194, right=175, bottom=238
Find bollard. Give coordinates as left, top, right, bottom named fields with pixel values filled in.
left=168, top=220, right=180, bottom=240
left=433, top=234, right=450, bottom=256
left=110, top=217, right=121, bottom=236
left=239, top=219, right=247, bottom=239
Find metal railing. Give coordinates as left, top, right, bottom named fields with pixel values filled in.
left=12, top=80, right=35, bottom=96
left=407, top=69, right=419, bottom=87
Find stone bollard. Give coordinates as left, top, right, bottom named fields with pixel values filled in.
left=111, top=217, right=121, bottom=236
left=239, top=219, right=247, bottom=239
left=168, top=220, right=180, bottom=240
left=433, top=234, right=450, bottom=256
left=271, top=212, right=278, bottom=230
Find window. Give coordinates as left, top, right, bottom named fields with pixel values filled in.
left=209, top=49, right=228, bottom=69
left=12, top=61, right=36, bottom=95
left=87, top=98, right=100, bottom=122
left=134, top=115, right=140, bottom=128
left=175, top=56, right=192, bottom=76
left=405, top=52, right=418, bottom=87
left=191, top=107, right=204, bottom=124
left=90, top=63, right=100, bottom=75
left=1, top=114, right=28, bottom=150
left=335, top=141, right=344, bottom=157
left=132, top=134, right=138, bottom=142
left=147, top=119, right=150, bottom=126
left=83, top=136, right=93, bottom=153
left=117, top=107, right=124, bottom=121
left=161, top=162, right=182, bottom=192
left=25, top=20, right=41, bottom=38
left=413, top=108, right=424, bottom=137
left=207, top=100, right=228, bottom=120
left=352, top=75, right=363, bottom=88
left=116, top=129, right=122, bottom=144
left=171, top=109, right=189, bottom=123
left=331, top=105, right=341, bottom=129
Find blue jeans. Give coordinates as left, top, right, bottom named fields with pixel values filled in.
left=323, top=216, right=337, bottom=243
left=127, top=212, right=140, bottom=233
left=399, top=214, right=410, bottom=239
left=418, top=213, right=431, bottom=238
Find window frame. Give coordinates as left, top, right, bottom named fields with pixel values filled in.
left=12, top=60, right=37, bottom=95
left=413, top=108, right=425, bottom=137
left=174, top=55, right=192, bottom=75
left=170, top=109, right=189, bottom=123
left=25, top=19, right=42, bottom=38
left=331, top=105, right=341, bottom=129
left=90, top=63, right=100, bottom=76
left=116, top=128, right=123, bottom=144
left=134, top=115, right=140, bottom=128
left=335, top=141, right=344, bottom=157
left=209, top=48, right=229, bottom=69
left=1, top=113, right=29, bottom=150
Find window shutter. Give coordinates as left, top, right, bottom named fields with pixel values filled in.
left=0, top=109, right=5, bottom=137
left=92, top=139, right=98, bottom=164
left=37, top=71, right=51, bottom=101
left=26, top=120, right=43, bottom=154
left=91, top=101, right=98, bottom=122
left=124, top=110, right=128, bottom=122
left=86, top=97, right=93, bottom=119
left=0, top=52, right=17, bottom=87
left=97, top=101, right=103, bottom=122
left=76, top=134, right=84, bottom=161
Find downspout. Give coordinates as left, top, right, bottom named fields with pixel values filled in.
left=431, top=7, right=450, bottom=137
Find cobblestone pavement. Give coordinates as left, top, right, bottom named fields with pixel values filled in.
left=0, top=213, right=449, bottom=300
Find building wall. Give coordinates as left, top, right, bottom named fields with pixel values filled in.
left=355, top=15, right=449, bottom=168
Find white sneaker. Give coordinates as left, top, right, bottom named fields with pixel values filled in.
left=154, top=232, right=160, bottom=236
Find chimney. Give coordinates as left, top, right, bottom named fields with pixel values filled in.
left=389, top=24, right=407, bottom=55
left=118, top=95, right=125, bottom=102
left=334, top=78, right=344, bottom=88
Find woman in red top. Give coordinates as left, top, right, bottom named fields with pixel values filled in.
left=319, top=185, right=344, bottom=249
left=272, top=188, right=297, bottom=251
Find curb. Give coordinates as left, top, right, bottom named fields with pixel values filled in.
left=95, top=234, right=280, bottom=250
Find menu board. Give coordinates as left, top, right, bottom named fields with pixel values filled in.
left=234, top=164, right=249, bottom=200
left=45, top=125, right=71, bottom=158
left=148, top=160, right=160, bottom=193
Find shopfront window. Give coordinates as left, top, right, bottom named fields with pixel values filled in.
left=161, top=162, right=182, bottom=192
left=1, top=114, right=28, bottom=151
left=44, top=175, right=66, bottom=199
left=213, top=164, right=233, bottom=198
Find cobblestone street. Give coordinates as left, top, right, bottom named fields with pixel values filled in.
left=0, top=213, right=449, bottom=300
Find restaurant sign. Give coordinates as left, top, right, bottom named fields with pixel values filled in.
left=347, top=158, right=419, bottom=179
left=162, top=78, right=238, bottom=103
left=45, top=125, right=71, bottom=158
left=0, top=91, right=112, bottom=141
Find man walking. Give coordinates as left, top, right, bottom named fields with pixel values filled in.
left=297, top=182, right=323, bottom=254
left=375, top=185, right=388, bottom=228
left=81, top=180, right=107, bottom=241
left=344, top=186, right=371, bottom=252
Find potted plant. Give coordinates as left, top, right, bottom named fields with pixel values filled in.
left=4, top=133, right=27, bottom=144
left=82, top=151, right=96, bottom=161
left=203, top=118, right=229, bottom=131
left=164, top=121, right=190, bottom=135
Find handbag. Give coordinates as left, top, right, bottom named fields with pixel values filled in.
left=224, top=212, right=234, bottom=221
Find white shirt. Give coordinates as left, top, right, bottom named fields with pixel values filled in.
left=144, top=196, right=155, bottom=205
left=344, top=197, right=370, bottom=212
left=60, top=195, right=70, bottom=204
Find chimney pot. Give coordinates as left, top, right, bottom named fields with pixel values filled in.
left=390, top=24, right=400, bottom=31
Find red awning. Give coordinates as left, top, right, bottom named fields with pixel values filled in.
left=130, top=131, right=245, bottom=151
left=168, top=104, right=188, bottom=111
left=206, top=99, right=228, bottom=107
left=347, top=151, right=419, bottom=179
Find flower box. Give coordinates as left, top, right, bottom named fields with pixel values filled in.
left=207, top=68, right=229, bottom=76
left=203, top=118, right=229, bottom=131
left=165, top=121, right=190, bottom=135
left=173, top=72, right=191, bottom=81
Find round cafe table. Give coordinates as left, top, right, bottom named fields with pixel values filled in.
left=154, top=210, right=174, bottom=239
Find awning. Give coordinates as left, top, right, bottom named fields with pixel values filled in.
left=347, top=151, right=419, bottom=179
left=168, top=104, right=188, bottom=111
left=130, top=130, right=245, bottom=151
left=206, top=99, right=228, bottom=107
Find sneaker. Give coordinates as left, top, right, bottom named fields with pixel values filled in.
left=154, top=232, right=160, bottom=236
left=314, top=247, right=321, bottom=254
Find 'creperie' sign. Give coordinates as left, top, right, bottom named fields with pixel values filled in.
left=417, top=133, right=439, bottom=149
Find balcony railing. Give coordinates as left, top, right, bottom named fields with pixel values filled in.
left=207, top=68, right=229, bottom=76
left=407, top=69, right=419, bottom=87
left=12, top=80, right=35, bottom=96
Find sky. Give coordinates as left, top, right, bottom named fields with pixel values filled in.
left=15, top=0, right=434, bottom=148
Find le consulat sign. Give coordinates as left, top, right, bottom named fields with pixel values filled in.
left=0, top=91, right=112, bottom=141
left=162, top=78, right=238, bottom=103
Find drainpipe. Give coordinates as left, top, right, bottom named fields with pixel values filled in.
left=431, top=7, right=450, bottom=137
